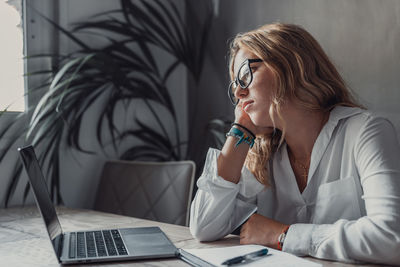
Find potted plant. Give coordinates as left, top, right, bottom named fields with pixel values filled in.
left=1, top=0, right=225, bottom=207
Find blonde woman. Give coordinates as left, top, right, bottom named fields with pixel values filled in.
left=190, top=23, right=400, bottom=265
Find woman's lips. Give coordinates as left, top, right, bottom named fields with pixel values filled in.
left=243, top=101, right=254, bottom=112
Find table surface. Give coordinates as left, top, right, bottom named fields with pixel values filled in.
left=0, top=206, right=383, bottom=267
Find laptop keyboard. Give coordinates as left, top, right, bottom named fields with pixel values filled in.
left=69, top=230, right=128, bottom=258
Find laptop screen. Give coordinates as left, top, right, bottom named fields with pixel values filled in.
left=19, top=145, right=63, bottom=257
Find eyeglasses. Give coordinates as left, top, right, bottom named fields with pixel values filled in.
left=228, top=58, right=263, bottom=106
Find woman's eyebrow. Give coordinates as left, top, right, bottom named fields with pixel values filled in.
left=250, top=61, right=262, bottom=67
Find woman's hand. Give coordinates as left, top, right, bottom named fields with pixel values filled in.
left=234, top=101, right=257, bottom=133
left=234, top=102, right=274, bottom=136
left=240, top=214, right=289, bottom=249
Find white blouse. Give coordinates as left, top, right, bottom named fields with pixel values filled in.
left=189, top=106, right=400, bottom=265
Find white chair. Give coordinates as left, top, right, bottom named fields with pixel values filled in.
left=94, top=160, right=195, bottom=226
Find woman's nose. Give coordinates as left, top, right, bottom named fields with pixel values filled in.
left=235, top=86, right=248, bottom=101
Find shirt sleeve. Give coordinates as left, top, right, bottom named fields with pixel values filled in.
left=189, top=148, right=264, bottom=241
left=283, top=116, right=400, bottom=265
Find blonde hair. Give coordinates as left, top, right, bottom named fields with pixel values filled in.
left=229, top=23, right=361, bottom=186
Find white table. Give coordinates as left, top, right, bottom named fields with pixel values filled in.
left=0, top=206, right=382, bottom=266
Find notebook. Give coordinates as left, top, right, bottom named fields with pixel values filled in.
left=18, top=145, right=178, bottom=265
left=179, top=245, right=322, bottom=267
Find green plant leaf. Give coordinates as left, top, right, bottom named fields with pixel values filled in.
left=4, top=161, right=24, bottom=207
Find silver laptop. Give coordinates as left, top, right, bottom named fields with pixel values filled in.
left=18, top=145, right=178, bottom=265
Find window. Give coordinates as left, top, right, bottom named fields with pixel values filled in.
left=0, top=0, right=24, bottom=112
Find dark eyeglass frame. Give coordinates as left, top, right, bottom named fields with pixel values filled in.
left=228, top=58, right=263, bottom=106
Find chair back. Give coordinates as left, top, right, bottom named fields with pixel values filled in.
left=94, top=160, right=195, bottom=226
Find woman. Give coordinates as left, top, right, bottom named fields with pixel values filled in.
left=189, top=23, right=400, bottom=265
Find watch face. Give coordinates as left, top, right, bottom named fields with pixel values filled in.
left=278, top=232, right=286, bottom=244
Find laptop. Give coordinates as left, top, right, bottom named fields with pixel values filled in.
left=18, top=145, right=178, bottom=265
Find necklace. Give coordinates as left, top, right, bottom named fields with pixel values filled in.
left=288, top=149, right=311, bottom=180
left=288, top=111, right=329, bottom=190
left=294, top=156, right=310, bottom=180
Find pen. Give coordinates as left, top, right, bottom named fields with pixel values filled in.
left=221, top=248, right=268, bottom=266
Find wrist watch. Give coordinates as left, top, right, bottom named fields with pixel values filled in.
left=278, top=226, right=290, bottom=250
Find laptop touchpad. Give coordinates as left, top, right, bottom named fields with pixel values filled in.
left=125, top=233, right=171, bottom=247
left=122, top=231, right=176, bottom=255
